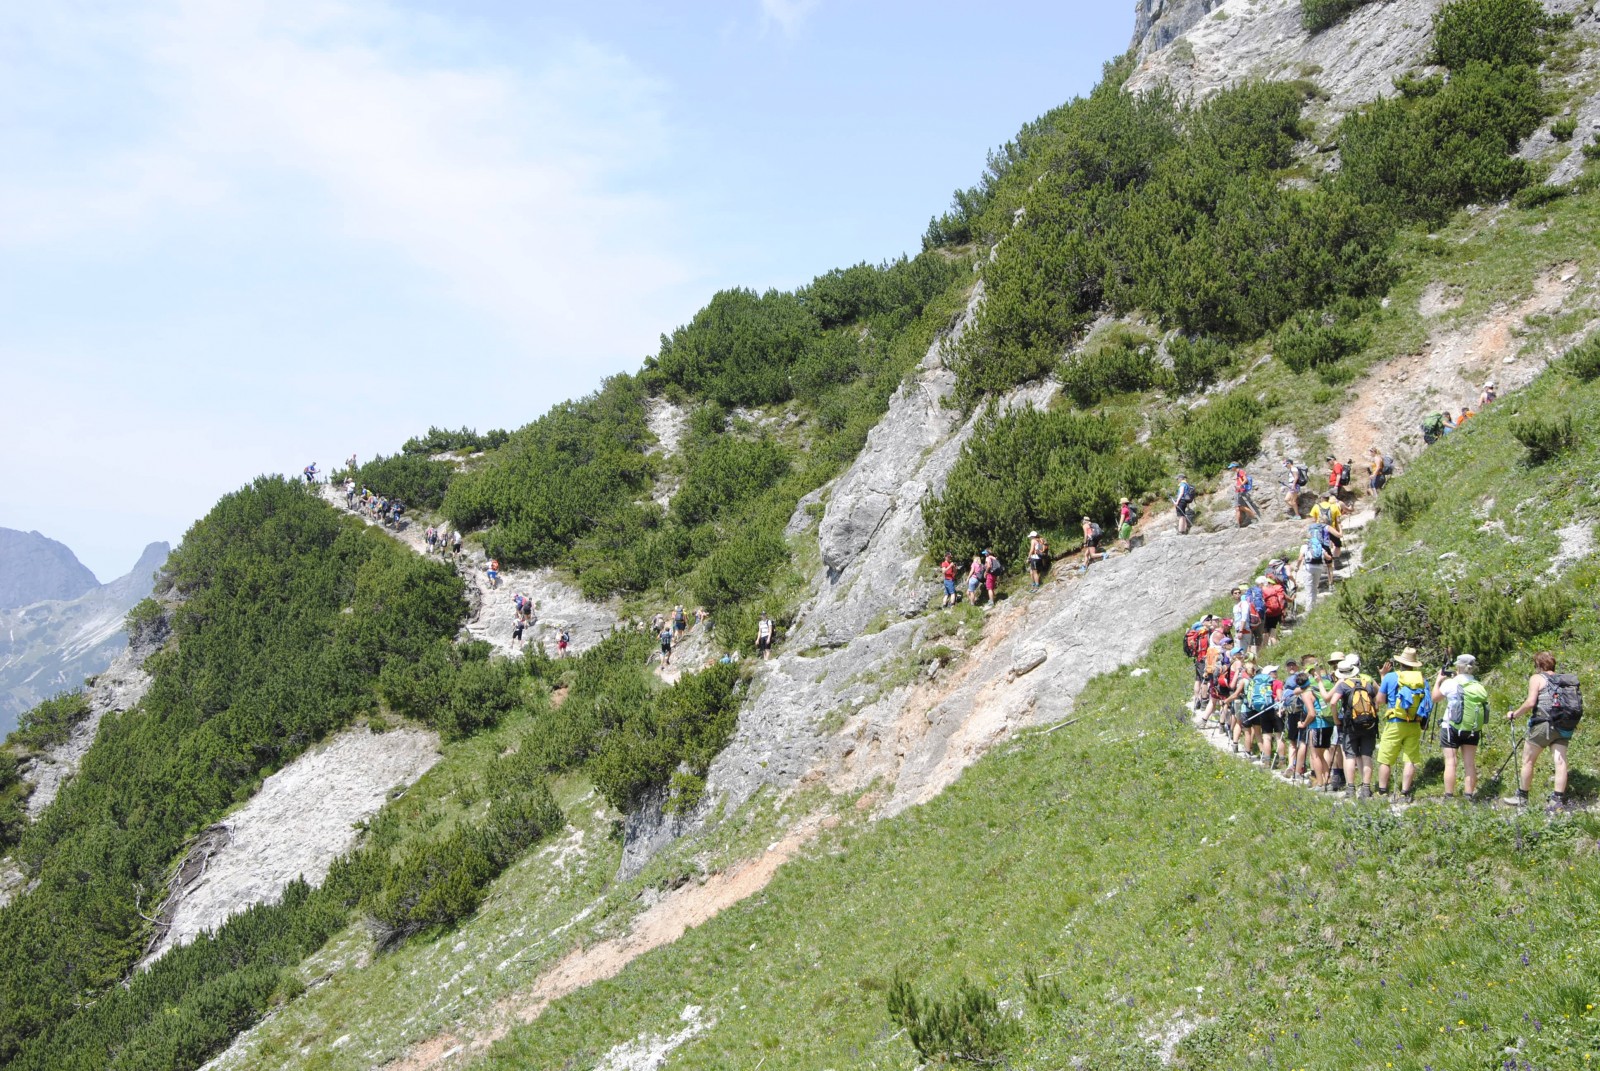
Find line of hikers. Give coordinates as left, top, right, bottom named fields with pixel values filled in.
left=633, top=605, right=772, bottom=666
left=1422, top=379, right=1497, bottom=445
left=1187, top=617, right=1582, bottom=810
left=343, top=480, right=407, bottom=528
left=507, top=592, right=572, bottom=657
left=938, top=501, right=1144, bottom=608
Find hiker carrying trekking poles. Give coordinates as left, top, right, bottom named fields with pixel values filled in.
left=1503, top=651, right=1584, bottom=811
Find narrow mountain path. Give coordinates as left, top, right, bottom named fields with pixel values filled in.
left=318, top=485, right=618, bottom=658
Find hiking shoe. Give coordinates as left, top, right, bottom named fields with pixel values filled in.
left=1344, top=785, right=1357, bottom=799
left=1546, top=793, right=1570, bottom=814
left=1500, top=791, right=1529, bottom=808
left=1356, top=785, right=1372, bottom=800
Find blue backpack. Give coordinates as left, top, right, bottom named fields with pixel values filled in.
left=1246, top=674, right=1277, bottom=714
left=1247, top=586, right=1266, bottom=615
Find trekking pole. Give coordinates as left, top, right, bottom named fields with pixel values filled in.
left=1487, top=724, right=1525, bottom=791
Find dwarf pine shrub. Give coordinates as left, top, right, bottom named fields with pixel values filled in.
left=1566, top=335, right=1600, bottom=381
left=1512, top=412, right=1576, bottom=463
left=1300, top=0, right=1376, bottom=33
left=1059, top=329, right=1170, bottom=405
left=1169, top=334, right=1233, bottom=394
left=1432, top=0, right=1550, bottom=70
left=1176, top=392, right=1266, bottom=476
left=1274, top=305, right=1372, bottom=377
left=886, top=971, right=1019, bottom=1066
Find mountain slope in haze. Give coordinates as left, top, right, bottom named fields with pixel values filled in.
left=0, top=529, right=99, bottom=609
left=0, top=539, right=170, bottom=735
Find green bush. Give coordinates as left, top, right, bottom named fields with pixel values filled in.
left=1379, top=485, right=1434, bottom=529
left=1059, top=330, right=1169, bottom=405
left=690, top=529, right=790, bottom=610
left=1584, top=136, right=1600, bottom=161
left=1565, top=335, right=1600, bottom=381
left=1551, top=116, right=1578, bottom=142
left=354, top=452, right=455, bottom=510
left=1300, top=0, right=1377, bottom=32
left=7, top=692, right=91, bottom=752
left=1175, top=392, right=1266, bottom=476
left=1168, top=335, right=1233, bottom=394
left=1511, top=183, right=1570, bottom=210
left=1274, top=305, right=1371, bottom=376
left=1336, top=61, right=1546, bottom=222
left=886, top=971, right=1019, bottom=1066
left=923, top=407, right=1162, bottom=562
left=647, top=288, right=819, bottom=408
left=1511, top=412, right=1576, bottom=463
left=1432, top=0, right=1549, bottom=70
left=671, top=437, right=791, bottom=527
left=0, top=751, right=25, bottom=854
left=1337, top=577, right=1572, bottom=672
left=400, top=425, right=509, bottom=456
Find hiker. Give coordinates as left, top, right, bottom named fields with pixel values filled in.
left=967, top=553, right=985, bottom=605
left=1292, top=671, right=1334, bottom=789
left=1239, top=663, right=1281, bottom=768
left=511, top=616, right=525, bottom=647
left=1231, top=586, right=1257, bottom=657
left=940, top=553, right=960, bottom=607
left=659, top=623, right=675, bottom=666
left=983, top=549, right=1002, bottom=605
left=1315, top=652, right=1348, bottom=793
left=1226, top=463, right=1259, bottom=528
left=1479, top=379, right=1498, bottom=407
left=304, top=462, right=319, bottom=484
left=1079, top=518, right=1102, bottom=572
left=1331, top=656, right=1380, bottom=798
left=1456, top=404, right=1476, bottom=427
left=1259, top=573, right=1288, bottom=647
left=1505, top=651, right=1583, bottom=811
left=1367, top=447, right=1394, bottom=493
left=700, top=607, right=714, bottom=634
left=557, top=628, right=570, bottom=658
left=1203, top=649, right=1241, bottom=736
left=1174, top=474, right=1197, bottom=535
left=1117, top=498, right=1136, bottom=552
left=1376, top=647, right=1432, bottom=803
left=1282, top=459, right=1308, bottom=518
left=1434, top=653, right=1488, bottom=800
left=1278, top=659, right=1305, bottom=777
left=1185, top=614, right=1217, bottom=710
left=346, top=453, right=357, bottom=471
left=486, top=559, right=500, bottom=589
left=1026, top=532, right=1049, bottom=590
left=451, top=530, right=463, bottom=556
left=1326, top=456, right=1353, bottom=503
left=1422, top=412, right=1447, bottom=445
left=1296, top=524, right=1331, bottom=613
left=756, top=612, right=775, bottom=660
left=673, top=605, right=687, bottom=635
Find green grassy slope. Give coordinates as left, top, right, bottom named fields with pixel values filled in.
left=460, top=363, right=1600, bottom=1070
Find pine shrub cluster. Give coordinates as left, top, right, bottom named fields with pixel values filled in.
left=886, top=971, right=1019, bottom=1065
left=1511, top=412, right=1577, bottom=463
left=1300, top=0, right=1378, bottom=32
left=1176, top=392, right=1267, bottom=476
left=1058, top=329, right=1168, bottom=406
left=353, top=452, right=455, bottom=509
left=1337, top=578, right=1573, bottom=672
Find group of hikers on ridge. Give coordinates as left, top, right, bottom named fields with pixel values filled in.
left=1188, top=617, right=1583, bottom=810
left=1422, top=378, right=1498, bottom=444
left=344, top=479, right=407, bottom=528
left=635, top=605, right=773, bottom=667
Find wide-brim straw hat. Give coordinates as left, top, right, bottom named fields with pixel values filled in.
left=1395, top=647, right=1423, bottom=668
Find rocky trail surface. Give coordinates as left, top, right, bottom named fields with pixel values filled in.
left=319, top=486, right=620, bottom=659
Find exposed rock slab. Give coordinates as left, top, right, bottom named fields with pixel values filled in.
left=142, top=726, right=441, bottom=966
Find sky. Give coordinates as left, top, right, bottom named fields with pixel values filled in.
left=0, top=0, right=1133, bottom=582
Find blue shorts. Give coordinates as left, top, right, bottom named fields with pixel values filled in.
left=943, top=579, right=956, bottom=596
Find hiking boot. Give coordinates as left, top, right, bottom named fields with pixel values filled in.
left=1546, top=792, right=1570, bottom=814
left=1500, top=790, right=1529, bottom=808
left=1344, top=785, right=1357, bottom=800
left=1356, top=784, right=1372, bottom=800
left=1399, top=792, right=1414, bottom=805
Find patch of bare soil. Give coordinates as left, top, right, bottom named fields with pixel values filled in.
left=1328, top=265, right=1587, bottom=463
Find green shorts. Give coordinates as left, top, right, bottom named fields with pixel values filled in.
left=1528, top=719, right=1575, bottom=749
left=1119, top=522, right=1133, bottom=541
left=1376, top=720, right=1422, bottom=769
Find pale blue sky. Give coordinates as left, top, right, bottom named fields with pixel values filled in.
left=1, top=1, right=1132, bottom=580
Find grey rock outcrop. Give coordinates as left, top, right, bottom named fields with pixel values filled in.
left=0, top=539, right=169, bottom=735
left=1132, top=0, right=1222, bottom=58
left=141, top=726, right=441, bottom=965
left=20, top=593, right=173, bottom=817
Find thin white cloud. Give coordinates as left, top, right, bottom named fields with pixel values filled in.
left=760, top=0, right=820, bottom=36
left=0, top=0, right=694, bottom=359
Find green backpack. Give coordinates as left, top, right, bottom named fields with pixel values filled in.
left=1447, top=680, right=1490, bottom=733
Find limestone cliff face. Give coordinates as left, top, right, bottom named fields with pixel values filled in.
left=1131, top=0, right=1221, bottom=58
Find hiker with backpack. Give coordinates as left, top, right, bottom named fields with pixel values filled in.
left=940, top=553, right=960, bottom=607
left=659, top=622, right=675, bottom=666
left=756, top=612, right=775, bottom=660
left=1231, top=586, right=1258, bottom=657
left=1331, top=656, right=1380, bottom=798
left=1296, top=524, right=1331, bottom=613
left=967, top=552, right=985, bottom=605
left=1226, top=463, right=1259, bottom=528
left=673, top=605, right=687, bottom=635
left=1504, top=651, right=1582, bottom=811
left=1174, top=475, right=1197, bottom=535
left=1117, top=499, right=1136, bottom=552
left=557, top=628, right=570, bottom=658
left=1079, top=518, right=1103, bottom=572
left=1281, top=459, right=1309, bottom=518
left=1326, top=457, right=1353, bottom=503
left=1259, top=573, right=1288, bottom=647
left=1479, top=380, right=1497, bottom=407
left=1367, top=447, right=1394, bottom=493
left=1376, top=647, right=1432, bottom=804
left=1239, top=663, right=1281, bottom=767
left=1292, top=671, right=1334, bottom=789
left=1185, top=614, right=1217, bottom=711
left=1434, top=653, right=1489, bottom=800
left=983, top=550, right=1002, bottom=604
left=303, top=462, right=319, bottom=484
left=1026, top=533, right=1049, bottom=590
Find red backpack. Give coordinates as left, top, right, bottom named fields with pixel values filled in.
left=1262, top=582, right=1287, bottom=617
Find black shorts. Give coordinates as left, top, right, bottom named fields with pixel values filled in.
left=1340, top=724, right=1378, bottom=758
left=1440, top=726, right=1482, bottom=749
left=757, top=635, right=772, bottom=651
left=1309, top=726, right=1334, bottom=750
left=1285, top=720, right=1305, bottom=744
left=1245, top=708, right=1281, bottom=735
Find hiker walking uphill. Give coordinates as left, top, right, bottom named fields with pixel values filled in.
left=1116, top=498, right=1136, bottom=552
left=1435, top=653, right=1489, bottom=800
left=1079, top=518, right=1103, bottom=573
left=756, top=612, right=775, bottom=660
left=982, top=549, right=1002, bottom=605
left=1367, top=446, right=1394, bottom=493
left=1174, top=474, right=1197, bottom=535
left=939, top=553, right=960, bottom=607
left=1377, top=647, right=1432, bottom=803
left=1296, top=523, right=1332, bottom=613
left=1326, top=456, right=1353, bottom=503
left=1281, top=459, right=1308, bottom=518
left=1026, top=532, right=1049, bottom=590
left=1226, top=463, right=1259, bottom=528
left=1505, top=651, right=1584, bottom=811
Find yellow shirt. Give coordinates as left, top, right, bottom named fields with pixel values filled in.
left=1312, top=500, right=1342, bottom=528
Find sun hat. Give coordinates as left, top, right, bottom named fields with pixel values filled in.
left=1255, top=575, right=1268, bottom=585
left=1120, top=497, right=1130, bottom=504
left=1395, top=647, right=1423, bottom=668
left=1455, top=653, right=1478, bottom=670
left=1328, top=650, right=1346, bottom=665
left=1259, top=664, right=1280, bottom=675
left=1028, top=530, right=1039, bottom=538
left=1226, top=462, right=1240, bottom=470
left=1337, top=656, right=1361, bottom=677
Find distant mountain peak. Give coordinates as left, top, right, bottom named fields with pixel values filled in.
left=0, top=528, right=100, bottom=609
